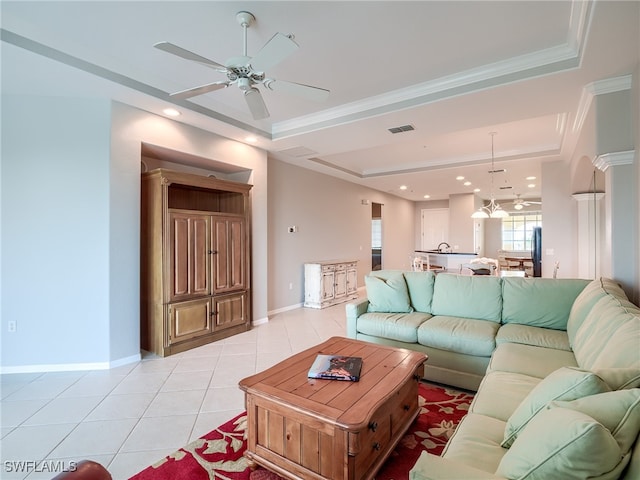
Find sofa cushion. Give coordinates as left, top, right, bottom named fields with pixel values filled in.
left=501, top=277, right=589, bottom=330
left=501, top=367, right=611, bottom=448
left=552, top=388, right=640, bottom=454
left=496, top=323, right=571, bottom=351
left=572, top=293, right=640, bottom=377
left=403, top=271, right=436, bottom=313
left=417, top=316, right=499, bottom=357
left=365, top=273, right=412, bottom=313
left=496, top=407, right=625, bottom=480
left=567, top=277, right=628, bottom=346
left=431, top=274, right=503, bottom=323
left=470, top=371, right=541, bottom=422
left=442, top=413, right=507, bottom=473
left=487, top=342, right=578, bottom=379
left=356, top=312, right=431, bottom=343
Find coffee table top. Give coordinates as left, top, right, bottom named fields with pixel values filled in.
left=239, top=336, right=427, bottom=430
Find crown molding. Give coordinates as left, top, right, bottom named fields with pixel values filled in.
left=572, top=74, right=633, bottom=133
left=593, top=150, right=636, bottom=171
left=572, top=192, right=605, bottom=201
left=272, top=0, right=593, bottom=140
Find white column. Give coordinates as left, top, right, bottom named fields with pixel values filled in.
left=572, top=193, right=605, bottom=279
left=592, top=150, right=637, bottom=293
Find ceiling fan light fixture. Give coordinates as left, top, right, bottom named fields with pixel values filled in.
left=471, top=132, right=509, bottom=219
left=514, top=203, right=524, bottom=210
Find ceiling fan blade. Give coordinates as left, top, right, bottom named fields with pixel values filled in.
left=154, top=41, right=229, bottom=73
left=170, top=81, right=230, bottom=99
left=244, top=88, right=270, bottom=120
left=265, top=79, right=330, bottom=102
left=250, top=33, right=299, bottom=72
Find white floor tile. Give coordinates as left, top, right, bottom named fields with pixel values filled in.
left=200, top=386, right=245, bottom=413
left=49, top=419, right=138, bottom=458
left=1, top=423, right=78, bottom=462
left=143, top=390, right=206, bottom=417
left=1, top=398, right=50, bottom=427
left=0, top=303, right=352, bottom=480
left=119, top=415, right=196, bottom=453
left=84, top=393, right=156, bottom=421
left=160, top=370, right=213, bottom=392
left=23, top=396, right=104, bottom=426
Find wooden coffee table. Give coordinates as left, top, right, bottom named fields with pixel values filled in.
left=239, top=336, right=427, bottom=480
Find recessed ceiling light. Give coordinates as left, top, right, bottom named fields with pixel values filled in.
left=528, top=184, right=536, bottom=188
left=245, top=136, right=257, bottom=143
left=400, top=185, right=408, bottom=190
left=474, top=188, right=480, bottom=192
left=423, top=194, right=430, bottom=199
left=526, top=176, right=537, bottom=180
left=163, top=108, right=181, bottom=117
left=456, top=176, right=465, bottom=181
left=463, top=181, right=471, bottom=186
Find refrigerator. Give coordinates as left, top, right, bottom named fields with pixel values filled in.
left=531, top=227, right=542, bottom=277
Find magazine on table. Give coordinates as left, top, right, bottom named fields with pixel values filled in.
left=307, top=354, right=363, bottom=381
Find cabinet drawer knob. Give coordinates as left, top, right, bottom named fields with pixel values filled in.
left=373, top=442, right=381, bottom=451
left=368, top=421, right=378, bottom=432
left=413, top=373, right=421, bottom=382
left=403, top=404, right=410, bottom=411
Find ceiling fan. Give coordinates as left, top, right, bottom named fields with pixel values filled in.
left=512, top=194, right=542, bottom=210
left=154, top=11, right=330, bottom=120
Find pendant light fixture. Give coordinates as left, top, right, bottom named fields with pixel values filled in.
left=472, top=132, right=509, bottom=219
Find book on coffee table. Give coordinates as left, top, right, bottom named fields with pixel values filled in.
left=308, top=354, right=363, bottom=381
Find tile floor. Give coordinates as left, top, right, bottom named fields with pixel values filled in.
left=1, top=301, right=351, bottom=480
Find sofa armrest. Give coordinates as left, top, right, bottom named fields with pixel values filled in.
left=410, top=452, right=504, bottom=480
left=345, top=298, right=369, bottom=338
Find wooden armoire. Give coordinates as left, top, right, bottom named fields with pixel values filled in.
left=141, top=168, right=252, bottom=356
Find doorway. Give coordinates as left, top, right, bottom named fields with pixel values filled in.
left=372, top=203, right=383, bottom=270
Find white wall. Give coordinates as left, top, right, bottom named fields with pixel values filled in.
left=110, top=103, right=269, bottom=326
left=0, top=98, right=269, bottom=372
left=267, top=159, right=415, bottom=312
left=1, top=96, right=113, bottom=369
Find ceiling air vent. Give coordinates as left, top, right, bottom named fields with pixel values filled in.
left=388, top=124, right=415, bottom=134
left=499, top=186, right=513, bottom=190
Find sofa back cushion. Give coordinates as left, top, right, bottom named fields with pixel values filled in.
left=365, top=272, right=413, bottom=313
left=431, top=274, right=503, bottom=322
left=567, top=277, right=628, bottom=347
left=501, top=278, right=589, bottom=330
left=572, top=293, right=640, bottom=385
left=403, top=271, right=436, bottom=313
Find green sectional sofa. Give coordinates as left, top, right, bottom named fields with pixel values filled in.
left=346, top=271, right=640, bottom=480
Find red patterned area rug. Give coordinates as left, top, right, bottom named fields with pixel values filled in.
left=129, top=383, right=473, bottom=480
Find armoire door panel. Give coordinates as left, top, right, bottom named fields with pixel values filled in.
left=191, top=216, right=210, bottom=296
left=212, top=216, right=246, bottom=293
left=170, top=214, right=191, bottom=298
left=229, top=219, right=245, bottom=289
left=213, top=292, right=247, bottom=331
left=168, top=298, right=212, bottom=345
left=169, top=212, right=210, bottom=301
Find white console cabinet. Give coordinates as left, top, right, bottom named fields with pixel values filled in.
left=304, top=260, right=358, bottom=309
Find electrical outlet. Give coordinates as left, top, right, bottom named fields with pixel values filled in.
left=8, top=321, right=16, bottom=333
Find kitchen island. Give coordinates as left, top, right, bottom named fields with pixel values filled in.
left=414, top=250, right=479, bottom=272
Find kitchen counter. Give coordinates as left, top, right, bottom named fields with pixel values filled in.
left=414, top=250, right=478, bottom=271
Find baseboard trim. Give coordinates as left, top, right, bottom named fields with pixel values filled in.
left=268, top=302, right=303, bottom=316
left=0, top=353, right=141, bottom=374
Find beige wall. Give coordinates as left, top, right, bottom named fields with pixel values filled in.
left=267, top=159, right=415, bottom=312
